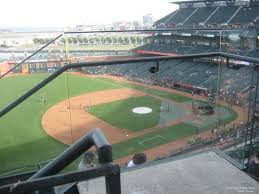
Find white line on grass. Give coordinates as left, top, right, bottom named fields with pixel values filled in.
left=138, top=135, right=166, bottom=145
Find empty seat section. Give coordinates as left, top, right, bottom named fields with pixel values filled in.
left=185, top=7, right=217, bottom=25
left=229, top=6, right=259, bottom=24
left=168, top=61, right=196, bottom=81
left=168, top=8, right=196, bottom=24
left=206, top=6, right=238, bottom=24
left=153, top=60, right=184, bottom=81
left=156, top=10, right=178, bottom=25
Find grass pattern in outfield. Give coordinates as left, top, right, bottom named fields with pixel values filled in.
left=0, top=74, right=122, bottom=171
left=90, top=96, right=161, bottom=131
left=0, top=74, right=237, bottom=173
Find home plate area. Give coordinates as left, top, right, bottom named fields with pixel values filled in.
left=132, top=107, right=152, bottom=114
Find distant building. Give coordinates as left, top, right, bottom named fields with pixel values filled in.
left=112, top=21, right=134, bottom=31
left=133, top=20, right=142, bottom=30
left=143, top=14, right=153, bottom=28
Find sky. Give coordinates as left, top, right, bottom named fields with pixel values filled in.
left=0, top=0, right=178, bottom=28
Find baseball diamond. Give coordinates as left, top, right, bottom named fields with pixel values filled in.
left=0, top=72, right=240, bottom=172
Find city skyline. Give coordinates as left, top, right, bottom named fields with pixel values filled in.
left=0, top=0, right=178, bottom=28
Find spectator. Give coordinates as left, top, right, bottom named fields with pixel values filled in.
left=127, top=153, right=147, bottom=168
left=78, top=151, right=96, bottom=170
left=248, top=149, right=259, bottom=180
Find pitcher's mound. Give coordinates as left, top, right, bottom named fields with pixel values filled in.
left=132, top=107, right=152, bottom=114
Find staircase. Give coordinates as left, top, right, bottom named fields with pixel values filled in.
left=182, top=8, right=199, bottom=25
left=164, top=9, right=179, bottom=25
left=204, top=7, right=219, bottom=24
left=227, top=6, right=241, bottom=24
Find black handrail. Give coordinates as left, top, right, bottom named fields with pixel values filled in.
left=0, top=52, right=258, bottom=119
left=0, top=171, right=36, bottom=187
left=0, top=128, right=121, bottom=194
left=30, top=128, right=111, bottom=178
left=0, top=158, right=53, bottom=178
left=0, top=34, right=63, bottom=79
left=0, top=164, right=120, bottom=194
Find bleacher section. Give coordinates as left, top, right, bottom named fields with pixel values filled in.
left=155, top=10, right=178, bottom=26
left=206, top=6, right=239, bottom=24
left=167, top=8, right=196, bottom=25
left=185, top=7, right=217, bottom=25
left=83, top=57, right=253, bottom=99
left=136, top=43, right=219, bottom=55
left=229, top=6, right=259, bottom=24
left=156, top=5, right=259, bottom=27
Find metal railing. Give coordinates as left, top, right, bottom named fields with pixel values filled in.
left=0, top=159, right=52, bottom=178
left=0, top=128, right=121, bottom=194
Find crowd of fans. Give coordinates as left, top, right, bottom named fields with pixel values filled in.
left=218, top=88, right=243, bottom=106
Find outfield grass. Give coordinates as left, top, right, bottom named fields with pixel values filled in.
left=90, top=96, right=161, bottom=131
left=0, top=74, right=122, bottom=171
left=112, top=123, right=197, bottom=159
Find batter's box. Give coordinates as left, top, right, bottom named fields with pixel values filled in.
left=138, top=135, right=166, bottom=145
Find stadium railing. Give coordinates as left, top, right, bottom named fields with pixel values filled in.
left=0, top=128, right=121, bottom=194
left=0, top=159, right=52, bottom=178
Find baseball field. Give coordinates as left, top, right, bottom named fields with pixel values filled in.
left=0, top=72, right=238, bottom=173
